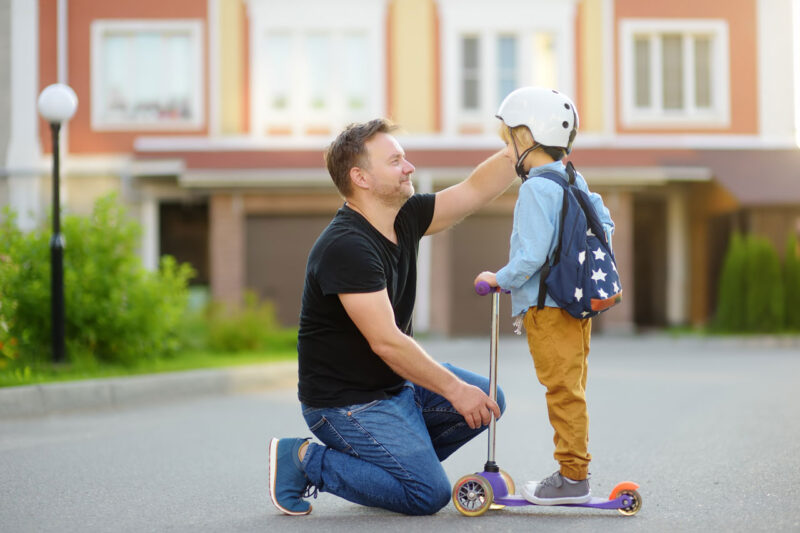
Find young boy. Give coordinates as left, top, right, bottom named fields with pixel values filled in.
left=474, top=87, right=614, bottom=505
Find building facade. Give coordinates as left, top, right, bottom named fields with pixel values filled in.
left=2, top=0, right=800, bottom=335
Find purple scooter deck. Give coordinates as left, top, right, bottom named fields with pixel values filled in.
left=492, top=494, right=635, bottom=509
left=481, top=471, right=636, bottom=510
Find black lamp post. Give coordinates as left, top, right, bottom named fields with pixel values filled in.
left=37, top=83, right=78, bottom=364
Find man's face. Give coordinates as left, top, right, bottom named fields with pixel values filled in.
left=361, top=133, right=416, bottom=206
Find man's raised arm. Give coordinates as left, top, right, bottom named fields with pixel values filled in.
left=425, top=150, right=517, bottom=236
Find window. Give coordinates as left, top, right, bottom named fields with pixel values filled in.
left=454, top=31, right=556, bottom=131
left=91, top=20, right=204, bottom=130
left=439, top=0, right=575, bottom=136
left=497, top=36, right=518, bottom=107
left=620, top=19, right=729, bottom=127
left=462, top=36, right=480, bottom=110
left=249, top=0, right=387, bottom=138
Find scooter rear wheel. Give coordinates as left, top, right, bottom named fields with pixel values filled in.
left=452, top=474, right=494, bottom=517
left=616, top=489, right=642, bottom=516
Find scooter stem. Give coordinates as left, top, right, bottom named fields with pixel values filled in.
left=486, top=290, right=500, bottom=470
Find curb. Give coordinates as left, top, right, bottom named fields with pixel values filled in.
left=0, top=361, right=298, bottom=419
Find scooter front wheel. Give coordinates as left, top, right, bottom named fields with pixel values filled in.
left=452, top=474, right=494, bottom=517
left=489, top=469, right=516, bottom=510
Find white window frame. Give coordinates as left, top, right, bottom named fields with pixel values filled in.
left=247, top=0, right=388, bottom=140
left=619, top=19, right=730, bottom=128
left=90, top=20, right=205, bottom=131
left=437, top=0, right=577, bottom=136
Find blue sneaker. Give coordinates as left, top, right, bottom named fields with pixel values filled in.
left=268, top=437, right=313, bottom=515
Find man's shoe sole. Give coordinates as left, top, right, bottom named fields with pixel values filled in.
left=268, top=438, right=312, bottom=516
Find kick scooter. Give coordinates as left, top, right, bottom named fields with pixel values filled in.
left=451, top=281, right=642, bottom=517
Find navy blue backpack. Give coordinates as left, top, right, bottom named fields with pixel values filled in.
left=536, top=162, right=622, bottom=319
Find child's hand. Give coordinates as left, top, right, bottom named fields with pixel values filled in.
left=474, top=271, right=498, bottom=289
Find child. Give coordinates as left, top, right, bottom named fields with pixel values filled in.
left=474, top=87, right=614, bottom=505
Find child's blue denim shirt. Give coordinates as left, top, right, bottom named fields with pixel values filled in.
left=495, top=161, right=615, bottom=318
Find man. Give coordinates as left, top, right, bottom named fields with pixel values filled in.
left=269, top=118, right=517, bottom=516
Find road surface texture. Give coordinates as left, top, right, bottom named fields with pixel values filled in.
left=1, top=334, right=799, bottom=532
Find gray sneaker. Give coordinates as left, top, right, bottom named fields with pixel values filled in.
left=521, top=471, right=591, bottom=505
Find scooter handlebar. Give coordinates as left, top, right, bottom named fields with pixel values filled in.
left=475, top=280, right=509, bottom=295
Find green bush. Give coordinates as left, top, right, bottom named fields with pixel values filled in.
left=204, top=291, right=295, bottom=352
left=784, top=236, right=800, bottom=330
left=714, top=233, right=791, bottom=333
left=714, top=232, right=746, bottom=331
left=0, top=195, right=194, bottom=368
left=743, top=236, right=784, bottom=332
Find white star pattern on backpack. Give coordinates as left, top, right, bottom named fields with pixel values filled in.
left=591, top=268, right=607, bottom=283
left=593, top=248, right=606, bottom=261
left=574, top=287, right=583, bottom=302
left=578, top=251, right=586, bottom=265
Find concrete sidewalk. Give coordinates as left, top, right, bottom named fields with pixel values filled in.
left=0, top=361, right=298, bottom=419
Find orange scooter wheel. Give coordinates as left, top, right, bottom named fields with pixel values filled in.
left=452, top=474, right=494, bottom=517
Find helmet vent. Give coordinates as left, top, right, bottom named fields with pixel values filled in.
left=564, top=103, right=571, bottom=109
left=562, top=121, right=569, bottom=128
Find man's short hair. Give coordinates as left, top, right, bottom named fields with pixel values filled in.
left=324, top=118, right=398, bottom=197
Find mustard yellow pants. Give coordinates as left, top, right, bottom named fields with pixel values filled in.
left=523, top=306, right=592, bottom=480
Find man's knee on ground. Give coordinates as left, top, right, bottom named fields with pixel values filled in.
left=400, top=475, right=452, bottom=516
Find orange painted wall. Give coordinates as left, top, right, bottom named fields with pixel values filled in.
left=38, top=0, right=58, bottom=154
left=614, top=0, right=758, bottom=135
left=39, top=0, right=209, bottom=155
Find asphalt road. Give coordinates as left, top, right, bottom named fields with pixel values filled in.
left=1, top=334, right=799, bottom=532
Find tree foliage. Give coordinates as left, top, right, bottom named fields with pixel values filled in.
left=715, top=232, right=798, bottom=333
left=0, top=195, right=194, bottom=368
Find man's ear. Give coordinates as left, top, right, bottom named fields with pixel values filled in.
left=349, top=166, right=370, bottom=190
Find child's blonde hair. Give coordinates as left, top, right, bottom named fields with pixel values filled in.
left=498, top=122, right=567, bottom=162
left=499, top=123, right=534, bottom=150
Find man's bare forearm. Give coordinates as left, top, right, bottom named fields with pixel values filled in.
left=370, top=332, right=461, bottom=397
left=465, top=150, right=517, bottom=203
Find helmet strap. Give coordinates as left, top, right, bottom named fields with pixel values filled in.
left=511, top=136, right=540, bottom=182
left=508, top=125, right=542, bottom=181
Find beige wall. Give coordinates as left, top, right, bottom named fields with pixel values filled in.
left=64, top=176, right=121, bottom=216
left=219, top=0, right=246, bottom=135
left=576, top=0, right=606, bottom=134
left=388, top=0, right=437, bottom=132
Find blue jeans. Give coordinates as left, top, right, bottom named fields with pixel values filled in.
left=300, top=363, right=506, bottom=515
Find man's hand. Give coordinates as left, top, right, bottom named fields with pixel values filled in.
left=339, top=289, right=501, bottom=429
left=447, top=381, right=501, bottom=429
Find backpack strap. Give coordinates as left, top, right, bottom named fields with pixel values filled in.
left=565, top=160, right=577, bottom=186
left=535, top=168, right=571, bottom=310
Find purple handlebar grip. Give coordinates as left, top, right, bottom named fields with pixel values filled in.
left=475, top=280, right=492, bottom=295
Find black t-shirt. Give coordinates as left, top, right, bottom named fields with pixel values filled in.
left=297, top=193, right=436, bottom=407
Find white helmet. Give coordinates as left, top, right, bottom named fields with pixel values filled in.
left=496, top=87, right=579, bottom=154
